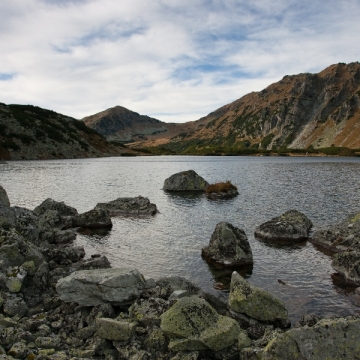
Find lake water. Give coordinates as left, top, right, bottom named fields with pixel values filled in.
left=1, top=155, right=360, bottom=323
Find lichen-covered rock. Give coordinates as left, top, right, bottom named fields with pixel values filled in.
left=6, top=266, right=27, bottom=293
left=202, top=222, right=253, bottom=268
left=229, top=272, right=288, bottom=322
left=96, top=318, right=136, bottom=341
left=3, top=293, right=28, bottom=317
left=261, top=316, right=360, bottom=360
left=35, top=336, right=61, bottom=349
left=0, top=186, right=10, bottom=208
left=7, top=341, right=27, bottom=358
left=332, top=250, right=360, bottom=286
left=310, top=213, right=360, bottom=252
left=56, top=268, right=146, bottom=306
left=33, top=198, right=78, bottom=217
left=72, top=208, right=112, bottom=229
left=95, top=196, right=157, bottom=216
left=254, top=209, right=312, bottom=243
left=160, top=296, right=240, bottom=352
left=163, top=170, right=209, bottom=191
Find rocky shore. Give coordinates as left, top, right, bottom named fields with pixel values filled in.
left=0, top=184, right=360, bottom=359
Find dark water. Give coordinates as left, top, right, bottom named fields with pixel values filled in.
left=1, top=155, right=360, bottom=323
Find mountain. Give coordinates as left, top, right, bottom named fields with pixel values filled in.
left=0, top=103, right=135, bottom=160
left=83, top=62, right=360, bottom=154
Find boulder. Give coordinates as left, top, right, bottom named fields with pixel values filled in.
left=205, top=181, right=239, bottom=200
left=228, top=272, right=288, bottom=322
left=261, top=316, right=360, bottom=360
left=0, top=206, right=15, bottom=229
left=95, top=196, right=157, bottom=216
left=161, top=296, right=240, bottom=352
left=310, top=213, right=360, bottom=252
left=155, top=276, right=200, bottom=299
left=0, top=186, right=10, bottom=207
left=56, top=268, right=146, bottom=306
left=72, top=208, right=112, bottom=229
left=202, top=222, right=253, bottom=268
left=332, top=250, right=360, bottom=286
left=254, top=210, right=312, bottom=243
left=33, top=198, right=78, bottom=217
left=96, top=318, right=136, bottom=341
left=163, top=170, right=209, bottom=191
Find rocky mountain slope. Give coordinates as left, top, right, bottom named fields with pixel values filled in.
left=0, top=103, right=134, bottom=160
left=84, top=62, right=360, bottom=153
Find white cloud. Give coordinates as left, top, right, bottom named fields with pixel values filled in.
left=0, top=0, right=359, bottom=122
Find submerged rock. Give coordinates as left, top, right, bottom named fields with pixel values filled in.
left=56, top=268, right=146, bottom=306
left=202, top=222, right=253, bottom=268
left=95, top=196, right=157, bottom=216
left=0, top=186, right=10, bottom=207
left=261, top=316, right=360, bottom=360
left=229, top=272, right=288, bottom=322
left=254, top=209, right=312, bottom=243
left=160, top=296, right=240, bottom=351
left=163, top=170, right=209, bottom=191
left=310, top=212, right=360, bottom=252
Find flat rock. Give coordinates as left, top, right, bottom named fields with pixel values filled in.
left=261, top=316, right=360, bottom=360
left=56, top=268, right=146, bottom=306
left=310, top=213, right=360, bottom=252
left=254, top=209, right=312, bottom=243
left=229, top=272, right=288, bottom=322
left=163, top=170, right=209, bottom=191
left=95, top=196, right=157, bottom=216
left=160, top=296, right=240, bottom=352
left=202, top=222, right=253, bottom=268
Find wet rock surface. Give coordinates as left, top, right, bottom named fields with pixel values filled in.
left=95, top=196, right=157, bottom=216
left=202, top=222, right=253, bottom=268
left=163, top=170, right=209, bottom=191
left=254, top=209, right=312, bottom=243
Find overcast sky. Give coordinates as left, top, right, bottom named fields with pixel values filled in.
left=1, top=0, right=359, bottom=123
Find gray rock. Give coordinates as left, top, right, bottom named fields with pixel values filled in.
left=0, top=186, right=10, bottom=208
left=96, top=318, right=136, bottom=341
left=95, top=196, right=157, bottom=216
left=261, top=316, right=360, bottom=360
left=160, top=296, right=240, bottom=352
left=12, top=206, right=41, bottom=243
left=163, top=170, right=209, bottom=191
left=56, top=268, right=146, bottom=306
left=202, top=222, right=253, bottom=268
left=332, top=249, right=360, bottom=286
left=155, top=276, right=200, bottom=299
left=33, top=198, right=78, bottom=217
left=6, top=266, right=27, bottom=293
left=72, top=208, right=112, bottom=229
left=3, top=294, right=28, bottom=317
left=310, top=213, right=360, bottom=252
left=228, top=272, right=288, bottom=322
left=7, top=341, right=27, bottom=358
left=0, top=206, right=15, bottom=229
left=254, top=209, right=312, bottom=243
left=35, top=336, right=61, bottom=349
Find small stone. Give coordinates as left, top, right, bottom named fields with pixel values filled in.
left=7, top=341, right=27, bottom=358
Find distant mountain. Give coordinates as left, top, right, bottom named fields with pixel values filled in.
left=84, top=62, right=360, bottom=154
left=0, top=103, right=134, bottom=160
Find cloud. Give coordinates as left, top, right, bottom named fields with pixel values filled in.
left=0, top=0, right=359, bottom=122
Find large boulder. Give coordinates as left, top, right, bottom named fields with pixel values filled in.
left=261, top=316, right=360, bottom=360
left=202, top=222, right=253, bottom=268
left=95, top=196, right=157, bottom=216
left=0, top=186, right=10, bottom=207
left=310, top=213, right=360, bottom=252
left=163, top=170, right=209, bottom=191
left=229, top=272, right=288, bottom=322
left=332, top=250, right=360, bottom=286
left=254, top=210, right=312, bottom=243
left=160, top=296, right=240, bottom=351
left=33, top=198, right=78, bottom=217
left=56, top=268, right=146, bottom=306
left=72, top=208, right=112, bottom=229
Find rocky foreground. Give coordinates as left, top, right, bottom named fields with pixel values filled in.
left=0, top=185, right=359, bottom=359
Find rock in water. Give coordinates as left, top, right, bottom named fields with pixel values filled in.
left=72, top=208, right=112, bottom=229
left=254, top=209, right=312, bottom=243
left=160, top=296, right=240, bottom=351
left=0, top=185, right=10, bottom=207
left=56, top=268, right=146, bottom=306
left=33, top=198, right=78, bottom=217
left=163, top=170, right=209, bottom=191
left=202, top=222, right=253, bottom=268
left=95, top=196, right=157, bottom=216
left=261, top=316, right=360, bottom=360
left=332, top=250, right=360, bottom=286
left=229, top=272, right=288, bottom=322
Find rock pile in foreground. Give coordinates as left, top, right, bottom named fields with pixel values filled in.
left=0, top=184, right=359, bottom=359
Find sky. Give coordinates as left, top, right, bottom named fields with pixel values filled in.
left=0, top=0, right=359, bottom=123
